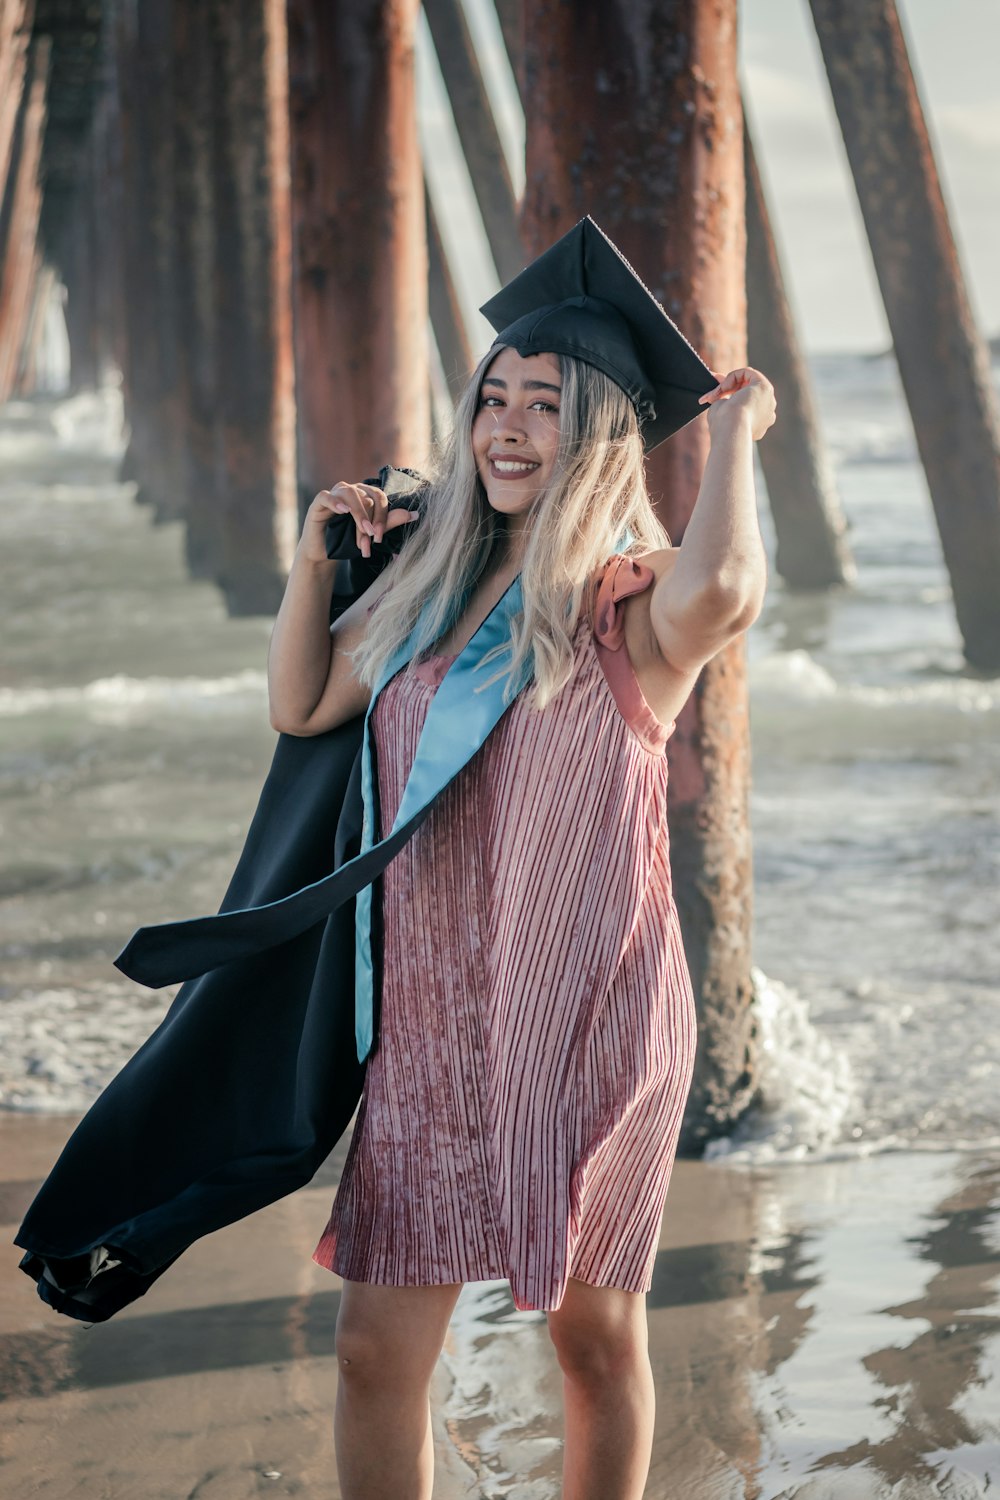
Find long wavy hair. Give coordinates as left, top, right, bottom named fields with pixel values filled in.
left=348, top=345, right=671, bottom=711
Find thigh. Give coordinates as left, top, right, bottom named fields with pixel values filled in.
left=336, top=1279, right=464, bottom=1383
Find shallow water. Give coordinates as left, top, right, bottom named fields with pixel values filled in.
left=0, top=363, right=998, bottom=1164
left=429, top=1152, right=1000, bottom=1499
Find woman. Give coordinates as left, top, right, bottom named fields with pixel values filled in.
left=267, top=222, right=775, bottom=1498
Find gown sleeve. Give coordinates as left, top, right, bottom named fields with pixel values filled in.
left=592, top=554, right=676, bottom=754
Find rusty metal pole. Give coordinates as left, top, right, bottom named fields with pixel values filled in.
left=286, top=0, right=429, bottom=505
left=204, top=0, right=298, bottom=614
left=521, top=0, right=757, bottom=1150
left=809, top=0, right=1000, bottom=670
left=422, top=0, right=523, bottom=282
left=0, top=33, right=49, bottom=403
left=744, top=114, right=854, bottom=589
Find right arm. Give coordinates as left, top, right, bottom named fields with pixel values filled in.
left=267, top=482, right=418, bottom=736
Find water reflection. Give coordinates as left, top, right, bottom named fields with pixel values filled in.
left=432, top=1153, right=1000, bottom=1498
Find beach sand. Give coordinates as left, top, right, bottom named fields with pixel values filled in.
left=2, top=1113, right=998, bottom=1499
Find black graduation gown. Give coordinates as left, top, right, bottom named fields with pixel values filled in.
left=13, top=477, right=427, bottom=1322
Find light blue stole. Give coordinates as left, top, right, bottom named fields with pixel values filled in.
left=353, top=573, right=529, bottom=1059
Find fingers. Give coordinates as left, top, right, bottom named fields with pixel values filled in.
left=698, top=366, right=772, bottom=406
left=321, top=483, right=373, bottom=557
left=316, top=481, right=418, bottom=558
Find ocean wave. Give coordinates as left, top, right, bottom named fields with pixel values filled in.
left=749, top=650, right=1000, bottom=753
left=0, top=670, right=268, bottom=718
left=705, top=967, right=1000, bottom=1169
left=0, top=982, right=171, bottom=1114
left=704, top=968, right=856, bottom=1167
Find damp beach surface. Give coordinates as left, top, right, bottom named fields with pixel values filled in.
left=2, top=1114, right=999, bottom=1498
left=1, top=372, right=999, bottom=1493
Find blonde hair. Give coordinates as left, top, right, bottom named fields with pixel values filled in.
left=349, top=346, right=671, bottom=711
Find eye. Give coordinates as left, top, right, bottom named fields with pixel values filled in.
left=530, top=400, right=559, bottom=413
left=478, top=394, right=504, bottom=408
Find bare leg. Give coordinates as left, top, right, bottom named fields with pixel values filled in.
left=546, top=1277, right=655, bottom=1500
left=333, top=1279, right=463, bottom=1500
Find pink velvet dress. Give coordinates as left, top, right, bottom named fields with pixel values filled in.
left=313, top=554, right=698, bottom=1311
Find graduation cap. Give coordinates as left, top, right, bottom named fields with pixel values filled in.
left=479, top=216, right=717, bottom=451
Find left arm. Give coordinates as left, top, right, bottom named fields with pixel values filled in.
left=649, top=366, right=775, bottom=675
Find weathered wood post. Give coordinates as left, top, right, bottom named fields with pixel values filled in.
left=203, top=0, right=298, bottom=613
left=522, top=0, right=758, bottom=1150
left=423, top=0, right=522, bottom=282
left=0, top=34, right=49, bottom=403
left=169, top=0, right=223, bottom=578
left=286, top=0, right=429, bottom=506
left=809, top=0, right=1000, bottom=670
left=745, top=116, right=854, bottom=589
left=13, top=259, right=54, bottom=393
left=0, top=0, right=34, bottom=207
left=426, top=181, right=473, bottom=401
left=116, top=0, right=186, bottom=519
left=492, top=0, right=523, bottom=99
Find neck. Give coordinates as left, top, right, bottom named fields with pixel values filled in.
left=496, top=515, right=530, bottom=573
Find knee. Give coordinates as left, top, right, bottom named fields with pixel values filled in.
left=334, top=1314, right=435, bottom=1395
left=547, top=1310, right=647, bottom=1393
left=335, top=1319, right=398, bottom=1392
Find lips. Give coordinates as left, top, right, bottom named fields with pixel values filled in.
left=488, top=456, right=541, bottom=479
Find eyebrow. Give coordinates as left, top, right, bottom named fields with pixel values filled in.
left=481, top=376, right=562, bottom=395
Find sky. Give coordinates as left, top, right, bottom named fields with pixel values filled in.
left=419, top=0, right=1000, bottom=356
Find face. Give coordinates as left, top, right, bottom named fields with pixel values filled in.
left=471, top=347, right=562, bottom=523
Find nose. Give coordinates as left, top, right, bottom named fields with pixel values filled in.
left=489, top=408, right=526, bottom=442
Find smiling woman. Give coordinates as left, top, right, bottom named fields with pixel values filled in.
left=19, top=216, right=774, bottom=1500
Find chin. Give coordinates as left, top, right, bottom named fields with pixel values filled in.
left=483, top=488, right=540, bottom=514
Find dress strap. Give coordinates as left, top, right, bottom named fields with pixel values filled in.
left=591, top=555, right=675, bottom=753
left=593, top=554, right=658, bottom=649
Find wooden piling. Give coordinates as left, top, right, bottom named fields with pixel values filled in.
left=169, top=0, right=223, bottom=577
left=12, top=258, right=54, bottom=393
left=0, top=0, right=34, bottom=199
left=201, top=0, right=298, bottom=614
left=0, top=33, right=49, bottom=404
left=423, top=0, right=522, bottom=282
left=744, top=115, right=854, bottom=589
left=116, top=0, right=186, bottom=519
left=426, top=179, right=473, bottom=402
left=521, top=0, right=758, bottom=1150
left=809, top=0, right=1000, bottom=670
left=59, top=181, right=98, bottom=392
left=492, top=0, right=523, bottom=102
left=286, top=0, right=429, bottom=502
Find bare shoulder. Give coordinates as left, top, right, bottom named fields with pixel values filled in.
left=619, top=548, right=702, bottom=729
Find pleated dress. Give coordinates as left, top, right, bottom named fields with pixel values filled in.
left=313, top=553, right=698, bottom=1311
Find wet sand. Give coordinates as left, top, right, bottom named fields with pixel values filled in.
left=2, top=1113, right=998, bottom=1498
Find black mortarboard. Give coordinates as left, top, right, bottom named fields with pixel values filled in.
left=479, top=216, right=717, bottom=451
